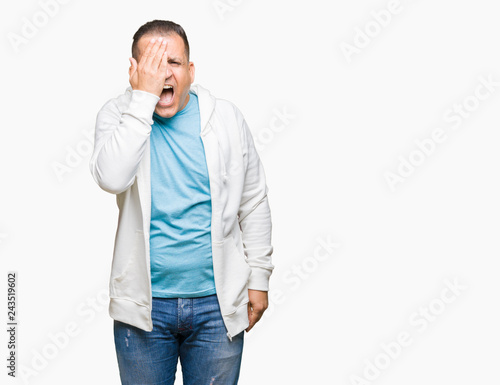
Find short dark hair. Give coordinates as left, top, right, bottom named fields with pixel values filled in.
left=132, top=20, right=190, bottom=61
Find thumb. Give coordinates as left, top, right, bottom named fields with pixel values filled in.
left=246, top=302, right=253, bottom=331
left=128, top=57, right=137, bottom=77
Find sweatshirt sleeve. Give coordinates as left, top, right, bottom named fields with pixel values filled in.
left=89, top=90, right=160, bottom=194
left=237, top=116, right=274, bottom=291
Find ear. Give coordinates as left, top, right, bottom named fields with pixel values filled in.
left=189, top=61, right=195, bottom=84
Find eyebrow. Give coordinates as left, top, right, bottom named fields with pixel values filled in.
left=168, top=57, right=183, bottom=63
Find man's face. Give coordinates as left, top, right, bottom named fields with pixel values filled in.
left=136, top=33, right=195, bottom=118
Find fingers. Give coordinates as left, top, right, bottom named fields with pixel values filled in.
left=129, top=37, right=169, bottom=94
left=246, top=303, right=254, bottom=332
left=152, top=39, right=168, bottom=72
left=246, top=303, right=266, bottom=332
left=138, top=37, right=168, bottom=79
left=159, top=42, right=170, bottom=78
left=144, top=37, right=163, bottom=69
left=139, top=37, right=156, bottom=67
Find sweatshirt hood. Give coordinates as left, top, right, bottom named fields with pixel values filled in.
left=189, top=84, right=216, bottom=135
left=190, top=84, right=228, bottom=183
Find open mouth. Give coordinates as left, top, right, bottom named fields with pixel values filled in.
left=159, top=84, right=174, bottom=107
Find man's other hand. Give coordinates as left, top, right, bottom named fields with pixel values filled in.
left=246, top=289, right=269, bottom=332
left=128, top=37, right=169, bottom=97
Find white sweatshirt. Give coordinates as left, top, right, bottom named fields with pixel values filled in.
left=89, top=84, right=274, bottom=340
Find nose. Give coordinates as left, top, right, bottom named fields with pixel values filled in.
left=165, top=63, right=173, bottom=80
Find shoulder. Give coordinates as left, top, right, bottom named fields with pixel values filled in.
left=216, top=98, right=244, bottom=122
left=97, top=87, right=133, bottom=117
left=192, top=84, right=245, bottom=123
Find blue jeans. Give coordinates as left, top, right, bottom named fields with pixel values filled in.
left=113, top=294, right=244, bottom=385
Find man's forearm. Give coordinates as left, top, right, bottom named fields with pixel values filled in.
left=239, top=193, right=274, bottom=291
left=90, top=90, right=159, bottom=194
left=237, top=116, right=274, bottom=290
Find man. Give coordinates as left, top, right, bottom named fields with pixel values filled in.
left=89, top=20, right=274, bottom=384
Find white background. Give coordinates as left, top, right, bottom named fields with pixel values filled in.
left=1, top=0, right=499, bottom=384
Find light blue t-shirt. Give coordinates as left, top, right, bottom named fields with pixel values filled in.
left=149, top=92, right=216, bottom=298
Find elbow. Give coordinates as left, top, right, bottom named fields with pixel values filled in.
left=89, top=160, right=134, bottom=194
left=98, top=179, right=133, bottom=195
left=238, top=192, right=269, bottom=223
